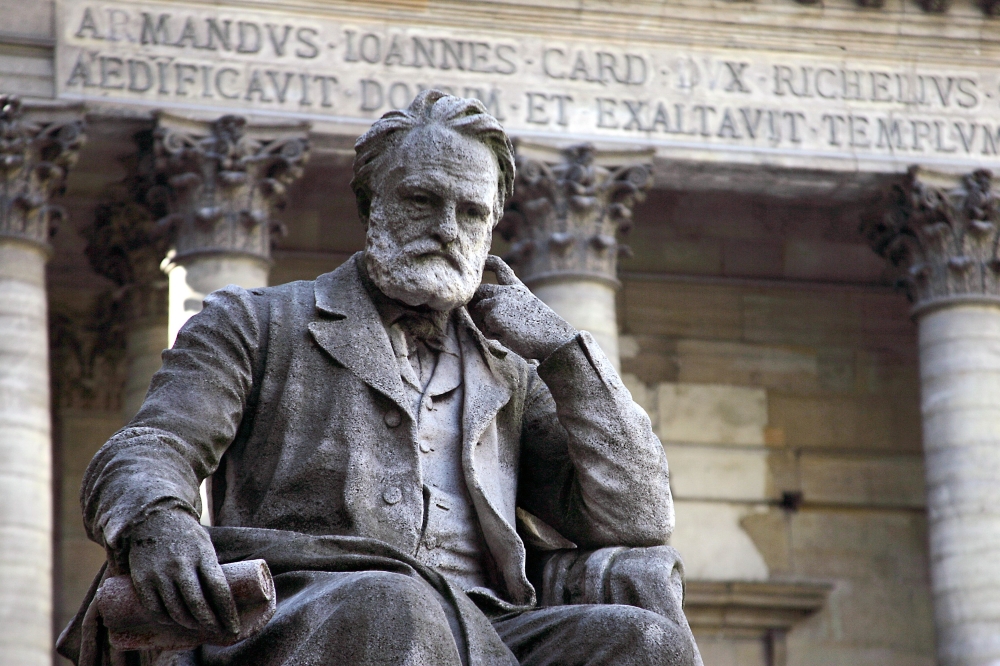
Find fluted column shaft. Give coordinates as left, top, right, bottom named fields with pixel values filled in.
left=500, top=143, right=651, bottom=369
left=867, top=167, right=1000, bottom=665
left=0, top=96, right=84, bottom=666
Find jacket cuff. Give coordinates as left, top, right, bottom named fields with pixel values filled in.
left=536, top=331, right=622, bottom=399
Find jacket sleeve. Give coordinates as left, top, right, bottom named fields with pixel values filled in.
left=517, top=331, right=674, bottom=549
left=80, top=285, right=264, bottom=555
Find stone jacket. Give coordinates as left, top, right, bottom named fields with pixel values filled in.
left=81, top=253, right=674, bottom=606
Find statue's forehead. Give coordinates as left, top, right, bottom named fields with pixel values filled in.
left=379, top=126, right=499, bottom=193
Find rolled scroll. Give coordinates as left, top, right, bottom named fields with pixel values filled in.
left=96, top=559, right=277, bottom=651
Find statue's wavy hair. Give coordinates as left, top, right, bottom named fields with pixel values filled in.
left=351, top=89, right=515, bottom=224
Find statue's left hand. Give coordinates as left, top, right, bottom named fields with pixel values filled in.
left=470, top=255, right=577, bottom=360
left=127, top=509, right=241, bottom=635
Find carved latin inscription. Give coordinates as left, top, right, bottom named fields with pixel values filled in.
left=57, top=1, right=1000, bottom=171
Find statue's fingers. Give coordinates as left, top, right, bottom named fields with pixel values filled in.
left=155, top=574, right=201, bottom=631
left=133, top=573, right=170, bottom=624
left=200, top=559, right=240, bottom=634
left=484, top=255, right=521, bottom=286
left=176, top=567, right=221, bottom=632
left=473, top=284, right=502, bottom=302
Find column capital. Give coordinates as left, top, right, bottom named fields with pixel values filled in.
left=499, top=143, right=652, bottom=288
left=0, top=95, right=86, bottom=252
left=79, top=132, right=170, bottom=325
left=865, top=166, right=1000, bottom=315
left=153, top=113, right=310, bottom=265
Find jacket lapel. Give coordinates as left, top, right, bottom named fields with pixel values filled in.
left=456, top=308, right=515, bottom=451
left=456, top=310, right=536, bottom=605
left=307, top=254, right=413, bottom=419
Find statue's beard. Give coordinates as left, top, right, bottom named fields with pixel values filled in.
left=364, top=224, right=488, bottom=312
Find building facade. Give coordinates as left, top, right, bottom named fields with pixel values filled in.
left=2, top=0, right=1000, bottom=664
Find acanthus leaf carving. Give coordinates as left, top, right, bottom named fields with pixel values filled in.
left=499, top=143, right=651, bottom=287
left=864, top=166, right=1000, bottom=310
left=0, top=95, right=86, bottom=248
left=152, top=114, right=309, bottom=263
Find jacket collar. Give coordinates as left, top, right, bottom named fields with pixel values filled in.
left=309, top=253, right=519, bottom=420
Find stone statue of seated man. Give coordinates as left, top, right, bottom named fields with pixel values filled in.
left=58, top=90, right=702, bottom=666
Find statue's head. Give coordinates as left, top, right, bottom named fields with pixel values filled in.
left=351, top=90, right=515, bottom=311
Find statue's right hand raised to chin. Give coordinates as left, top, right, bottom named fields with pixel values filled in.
left=127, top=509, right=240, bottom=635
left=469, top=255, right=577, bottom=361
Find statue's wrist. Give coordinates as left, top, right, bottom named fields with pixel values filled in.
left=536, top=329, right=578, bottom=362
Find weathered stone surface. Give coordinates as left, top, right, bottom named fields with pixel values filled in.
left=0, top=95, right=85, bottom=248
left=665, top=445, right=768, bottom=502
left=0, top=97, right=84, bottom=666
left=915, top=303, right=1000, bottom=665
left=52, top=0, right=1000, bottom=176
left=866, top=167, right=1000, bottom=313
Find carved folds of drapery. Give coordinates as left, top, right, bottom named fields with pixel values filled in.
left=865, top=166, right=1000, bottom=312
left=0, top=95, right=85, bottom=250
left=153, top=113, right=309, bottom=264
left=499, top=143, right=652, bottom=287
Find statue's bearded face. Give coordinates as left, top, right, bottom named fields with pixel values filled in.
left=364, top=124, right=499, bottom=312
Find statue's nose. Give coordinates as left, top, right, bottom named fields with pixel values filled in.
left=431, top=209, right=459, bottom=245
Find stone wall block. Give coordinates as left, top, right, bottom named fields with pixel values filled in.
left=657, top=382, right=768, bottom=446
left=674, top=339, right=819, bottom=393
left=664, top=445, right=769, bottom=501
left=798, top=453, right=926, bottom=508
left=670, top=500, right=770, bottom=581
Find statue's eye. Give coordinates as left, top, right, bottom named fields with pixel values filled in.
left=409, top=193, right=431, bottom=206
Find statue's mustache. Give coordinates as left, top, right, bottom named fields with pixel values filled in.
left=398, top=238, right=464, bottom=270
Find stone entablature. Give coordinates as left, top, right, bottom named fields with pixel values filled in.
left=865, top=166, right=1000, bottom=312
left=54, top=0, right=1000, bottom=176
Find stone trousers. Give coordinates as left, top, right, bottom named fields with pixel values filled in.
left=200, top=546, right=702, bottom=666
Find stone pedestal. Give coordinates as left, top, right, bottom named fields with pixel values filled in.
left=499, top=143, right=651, bottom=369
left=0, top=96, right=84, bottom=666
left=866, top=167, right=1000, bottom=666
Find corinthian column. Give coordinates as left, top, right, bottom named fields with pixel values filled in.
left=500, top=143, right=652, bottom=368
left=0, top=95, right=84, bottom=665
left=153, top=114, right=309, bottom=345
left=866, top=166, right=1000, bottom=666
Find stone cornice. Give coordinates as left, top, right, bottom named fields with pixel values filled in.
left=865, top=166, right=1000, bottom=313
left=153, top=113, right=309, bottom=264
left=499, top=143, right=651, bottom=287
left=0, top=95, right=85, bottom=251
left=683, top=579, right=832, bottom=636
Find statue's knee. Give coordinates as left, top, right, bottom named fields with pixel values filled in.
left=602, top=607, right=697, bottom=666
left=343, top=571, right=442, bottom=619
